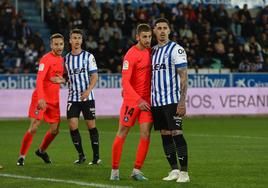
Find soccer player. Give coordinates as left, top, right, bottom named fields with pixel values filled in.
left=65, top=29, right=100, bottom=165
left=151, top=18, right=190, bottom=183
left=16, top=33, right=65, bottom=166
left=110, top=24, right=153, bottom=181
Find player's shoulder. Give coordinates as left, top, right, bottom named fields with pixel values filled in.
left=40, top=52, right=54, bottom=64
left=172, top=42, right=186, bottom=56
left=124, top=46, right=138, bottom=60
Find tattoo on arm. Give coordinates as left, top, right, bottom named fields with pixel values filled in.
left=177, top=68, right=188, bottom=104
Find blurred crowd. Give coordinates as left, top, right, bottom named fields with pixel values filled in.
left=1, top=0, right=268, bottom=73
left=0, top=0, right=45, bottom=74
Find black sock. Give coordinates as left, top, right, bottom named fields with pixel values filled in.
left=161, top=134, right=178, bottom=170
left=173, top=134, right=188, bottom=171
left=89, top=127, right=99, bottom=161
left=70, top=129, right=84, bottom=157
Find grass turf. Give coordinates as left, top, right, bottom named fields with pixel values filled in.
left=0, top=116, right=268, bottom=188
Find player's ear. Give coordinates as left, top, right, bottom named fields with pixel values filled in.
left=50, top=41, right=53, bottom=49
left=136, top=34, right=140, bottom=41
left=153, top=27, right=156, bottom=35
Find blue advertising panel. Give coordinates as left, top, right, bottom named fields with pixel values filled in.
left=1, top=73, right=268, bottom=89
left=0, top=74, right=36, bottom=89
left=233, top=73, right=268, bottom=87
left=188, top=74, right=230, bottom=88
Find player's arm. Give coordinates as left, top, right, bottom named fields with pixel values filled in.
left=174, top=45, right=188, bottom=117
left=177, top=67, right=188, bottom=117
left=50, top=59, right=68, bottom=84
left=81, top=54, right=98, bottom=101
left=81, top=72, right=98, bottom=101
left=36, top=58, right=50, bottom=110
left=122, top=58, right=150, bottom=111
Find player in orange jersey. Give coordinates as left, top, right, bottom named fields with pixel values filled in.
left=110, top=24, right=153, bottom=181
left=16, top=33, right=65, bottom=166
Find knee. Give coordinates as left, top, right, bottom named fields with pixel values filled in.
left=140, top=130, right=150, bottom=139
left=171, top=130, right=183, bottom=136
left=160, top=130, right=171, bottom=135
left=28, top=128, right=38, bottom=134
left=117, top=126, right=129, bottom=138
left=50, top=129, right=59, bottom=135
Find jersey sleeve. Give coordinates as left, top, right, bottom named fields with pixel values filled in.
left=88, top=54, right=98, bottom=74
left=172, top=45, right=188, bottom=69
left=121, top=53, right=141, bottom=102
left=36, top=56, right=50, bottom=100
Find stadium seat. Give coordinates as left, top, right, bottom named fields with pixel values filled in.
left=220, top=68, right=231, bottom=73
left=197, top=68, right=209, bottom=74
left=188, top=68, right=196, bottom=74
left=208, top=69, right=220, bottom=74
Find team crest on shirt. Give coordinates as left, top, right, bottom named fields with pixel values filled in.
left=38, top=63, right=45, bottom=71
left=34, top=110, right=39, bottom=115
left=122, top=60, right=129, bottom=70
left=164, top=53, right=169, bottom=59
left=123, top=116, right=129, bottom=122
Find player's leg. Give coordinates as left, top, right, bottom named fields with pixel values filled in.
left=170, top=120, right=189, bottom=182
left=111, top=123, right=131, bottom=180
left=67, top=102, right=85, bottom=164
left=111, top=101, right=138, bottom=180
left=35, top=123, right=59, bottom=164
left=17, top=118, right=41, bottom=166
left=81, top=100, right=100, bottom=165
left=131, top=111, right=153, bottom=181
left=167, top=104, right=189, bottom=182
left=35, top=103, right=60, bottom=164
left=152, top=105, right=180, bottom=181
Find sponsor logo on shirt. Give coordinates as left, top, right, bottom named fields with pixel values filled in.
left=122, top=60, right=129, bottom=70
left=92, top=57, right=97, bottom=67
left=38, top=63, right=45, bottom=71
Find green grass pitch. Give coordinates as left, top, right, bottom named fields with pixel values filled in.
left=0, top=116, right=268, bottom=188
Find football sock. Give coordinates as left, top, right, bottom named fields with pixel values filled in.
left=173, top=134, right=188, bottom=171
left=88, top=127, right=100, bottom=161
left=70, top=129, right=84, bottom=156
left=161, top=134, right=178, bottom=170
left=20, top=131, right=34, bottom=156
left=134, top=138, right=150, bottom=169
left=112, top=136, right=125, bottom=169
left=39, top=131, right=57, bottom=152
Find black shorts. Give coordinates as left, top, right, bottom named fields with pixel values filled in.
left=151, top=103, right=183, bottom=131
left=67, top=100, right=96, bottom=120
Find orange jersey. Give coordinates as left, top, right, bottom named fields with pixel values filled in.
left=122, top=45, right=151, bottom=103
left=32, top=52, right=64, bottom=104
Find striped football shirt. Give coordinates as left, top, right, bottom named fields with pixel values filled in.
left=151, top=41, right=187, bottom=107
left=65, top=50, right=98, bottom=102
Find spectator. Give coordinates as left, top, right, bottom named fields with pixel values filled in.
left=85, top=35, right=98, bottom=52
left=89, top=0, right=101, bottom=21
left=99, top=22, right=113, bottom=43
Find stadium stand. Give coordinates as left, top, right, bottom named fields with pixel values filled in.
left=0, top=0, right=267, bottom=73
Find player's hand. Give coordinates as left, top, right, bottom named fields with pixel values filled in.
left=50, top=74, right=65, bottom=84
left=81, top=90, right=90, bottom=101
left=138, top=99, right=151, bottom=111
left=37, top=99, right=46, bottom=110
left=176, top=103, right=186, bottom=117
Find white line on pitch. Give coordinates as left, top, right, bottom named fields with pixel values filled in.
left=0, top=173, right=133, bottom=188
left=60, top=130, right=268, bottom=140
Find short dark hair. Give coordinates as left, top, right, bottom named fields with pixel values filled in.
left=136, top=23, right=151, bottom=35
left=50, top=33, right=64, bottom=42
left=70, top=28, right=83, bottom=37
left=154, top=18, right=170, bottom=28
